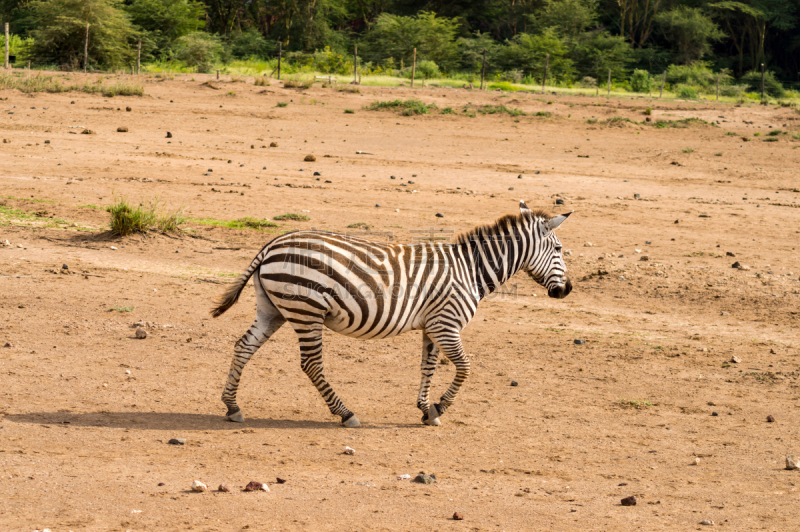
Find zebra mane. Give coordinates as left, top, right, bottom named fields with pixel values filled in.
left=454, top=209, right=551, bottom=245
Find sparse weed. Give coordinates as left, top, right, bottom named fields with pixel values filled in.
left=767, top=130, right=782, bottom=136
left=479, top=105, right=525, bottom=116
left=283, top=74, right=314, bottom=89
left=618, top=399, right=654, bottom=409
left=108, top=197, right=184, bottom=236
left=276, top=101, right=289, bottom=107
left=644, top=107, right=652, bottom=115
left=753, top=131, right=761, bottom=136
left=366, top=99, right=435, bottom=115
left=254, top=76, right=270, bottom=86
left=682, top=147, right=694, bottom=153
left=344, top=109, right=354, bottom=114
left=273, top=213, right=310, bottom=221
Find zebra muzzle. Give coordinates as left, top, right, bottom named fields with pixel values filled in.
left=547, top=278, right=572, bottom=299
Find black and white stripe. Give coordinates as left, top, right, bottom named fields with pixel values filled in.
left=212, top=201, right=572, bottom=427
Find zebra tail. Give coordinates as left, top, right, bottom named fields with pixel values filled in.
left=210, top=254, right=262, bottom=318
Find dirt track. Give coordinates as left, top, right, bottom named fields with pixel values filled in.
left=1, top=73, right=800, bottom=531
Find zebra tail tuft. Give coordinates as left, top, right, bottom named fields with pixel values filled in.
left=210, top=273, right=250, bottom=318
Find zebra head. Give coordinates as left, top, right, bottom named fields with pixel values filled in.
left=520, top=201, right=573, bottom=299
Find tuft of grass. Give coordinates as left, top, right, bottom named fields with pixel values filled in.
left=618, top=399, right=654, bottom=409
left=763, top=137, right=778, bottom=142
left=767, top=129, right=782, bottom=136
left=479, top=105, right=525, bottom=116
left=725, top=131, right=737, bottom=136
left=344, top=109, right=354, bottom=114
left=793, top=133, right=800, bottom=140
left=107, top=197, right=184, bottom=236
left=226, top=90, right=236, bottom=96
left=366, top=98, right=435, bottom=115
left=347, top=222, right=370, bottom=229
left=714, top=152, right=723, bottom=156
left=109, top=306, right=134, bottom=313
left=605, top=116, right=637, bottom=126
left=274, top=212, right=310, bottom=222
left=644, top=106, right=652, bottom=115
left=192, top=217, right=279, bottom=230
left=753, top=131, right=761, bottom=136
left=653, top=118, right=715, bottom=129
left=534, top=111, right=552, bottom=117
left=586, top=118, right=598, bottom=124
left=441, top=106, right=455, bottom=114
left=254, top=76, right=270, bottom=86
left=0, top=72, right=144, bottom=96
left=276, top=101, right=289, bottom=107
left=339, top=85, right=360, bottom=93
left=682, top=147, right=694, bottom=153
left=283, top=74, right=314, bottom=89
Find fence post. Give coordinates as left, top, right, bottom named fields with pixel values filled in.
left=83, top=23, right=89, bottom=73
left=277, top=41, right=282, bottom=80
left=137, top=39, right=141, bottom=75
left=353, top=44, right=358, bottom=85
left=607, top=69, right=611, bottom=97
left=659, top=71, right=665, bottom=99
left=760, top=63, right=765, bottom=104
left=480, top=48, right=486, bottom=90
left=216, top=69, right=219, bottom=80
left=411, top=48, right=416, bottom=88
left=542, top=53, right=549, bottom=93
left=4, top=23, right=8, bottom=70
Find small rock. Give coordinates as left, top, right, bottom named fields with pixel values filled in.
left=191, top=480, right=207, bottom=492
left=413, top=474, right=436, bottom=485
left=44, top=140, right=50, bottom=144
left=110, top=246, right=117, bottom=250
left=313, top=171, right=321, bottom=176
left=186, top=337, right=192, bottom=343
left=785, top=455, right=800, bottom=470
left=639, top=255, right=649, bottom=261
left=244, top=481, right=269, bottom=492
left=510, top=380, right=518, bottom=387
left=276, top=478, right=287, bottom=484
left=635, top=248, right=641, bottom=253
left=633, top=194, right=641, bottom=199
left=344, top=446, right=355, bottom=455
left=555, top=198, right=564, bottom=205
left=408, top=181, right=414, bottom=184
left=574, top=339, right=586, bottom=345
left=166, top=132, right=172, bottom=138
left=435, top=213, right=444, bottom=218
left=158, top=482, right=165, bottom=486
left=700, top=520, right=714, bottom=526
left=375, top=204, right=381, bottom=208
left=126, top=106, right=132, bottom=112
left=711, top=411, right=719, bottom=416
left=692, top=457, right=700, bottom=465
left=453, top=512, right=464, bottom=521
left=508, top=187, right=514, bottom=191
left=767, top=415, right=775, bottom=423
left=726, top=251, right=735, bottom=257
left=304, top=155, right=316, bottom=162
left=731, top=356, right=741, bottom=364
left=117, top=126, right=129, bottom=132
left=397, top=474, right=411, bottom=480
left=584, top=242, right=593, bottom=247
left=3, top=342, right=11, bottom=348
left=125, top=369, right=131, bottom=375
left=218, top=483, right=231, bottom=492
left=621, top=496, right=637, bottom=506
left=135, top=328, right=147, bottom=339
left=731, top=261, right=741, bottom=268
left=168, top=438, right=186, bottom=445
left=81, top=129, right=94, bottom=134
left=674, top=219, right=679, bottom=224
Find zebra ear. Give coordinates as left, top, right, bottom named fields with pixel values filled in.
left=519, top=200, right=532, bottom=216
left=546, top=211, right=573, bottom=232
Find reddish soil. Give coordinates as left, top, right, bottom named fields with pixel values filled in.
left=1, top=73, right=799, bottom=531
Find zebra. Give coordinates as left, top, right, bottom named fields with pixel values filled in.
left=211, top=200, right=572, bottom=427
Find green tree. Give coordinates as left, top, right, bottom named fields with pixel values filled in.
left=175, top=31, right=223, bottom=71
left=125, top=0, right=205, bottom=55
left=27, top=0, right=137, bottom=69
left=457, top=31, right=501, bottom=71
left=365, top=11, right=459, bottom=70
left=497, top=28, right=574, bottom=81
left=655, top=6, right=726, bottom=64
left=571, top=31, right=632, bottom=80
left=229, top=28, right=276, bottom=58
left=537, top=0, right=598, bottom=41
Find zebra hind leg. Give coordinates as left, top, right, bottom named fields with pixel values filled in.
left=293, top=322, right=359, bottom=427
left=221, top=296, right=285, bottom=423
left=417, top=332, right=441, bottom=426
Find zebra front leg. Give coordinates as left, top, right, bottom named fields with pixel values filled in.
left=221, top=311, right=285, bottom=422
left=417, top=332, right=441, bottom=426
left=295, top=325, right=359, bottom=427
left=426, top=330, right=471, bottom=422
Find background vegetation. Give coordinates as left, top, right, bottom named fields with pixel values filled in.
left=1, top=0, right=799, bottom=96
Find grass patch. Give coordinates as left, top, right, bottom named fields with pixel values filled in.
left=767, top=130, right=782, bottom=136
left=441, top=106, right=455, bottom=114
left=793, top=133, right=800, bottom=140
left=0, top=202, right=73, bottom=228
left=338, top=85, right=360, bottom=93
left=725, top=131, right=737, bottom=136
left=653, top=118, right=715, bottom=129
left=0, top=72, right=144, bottom=96
left=109, top=306, right=134, bottom=313
left=714, top=152, right=723, bottom=156
left=77, top=204, right=102, bottom=209
left=344, top=109, right=354, bottom=114
left=274, top=212, right=310, bottom=222
left=682, top=147, right=694, bottom=153
left=605, top=116, right=638, bottom=126
left=478, top=105, right=525, bottom=116
left=534, top=111, right=552, bottom=117
left=618, top=399, right=654, bottom=409
left=283, top=74, right=314, bottom=89
left=347, top=222, right=370, bottom=229
left=644, top=107, right=652, bottom=115
left=753, top=131, right=761, bottom=136
left=366, top=98, right=435, bottom=115
left=276, top=101, right=289, bottom=107
left=108, top=197, right=184, bottom=236
left=764, top=137, right=779, bottom=142
left=254, top=76, right=270, bottom=86
left=744, top=371, right=776, bottom=384
left=586, top=118, right=598, bottom=124
left=192, top=217, right=279, bottom=230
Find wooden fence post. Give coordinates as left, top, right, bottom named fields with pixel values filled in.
left=4, top=23, right=8, bottom=70
left=353, top=44, right=358, bottom=85
left=760, top=63, right=765, bottom=104
left=83, top=23, right=89, bottom=73
left=277, top=42, right=282, bottom=80
left=659, top=71, right=666, bottom=99
left=216, top=69, right=219, bottom=80
left=137, top=39, right=141, bottom=75
left=607, top=69, right=611, bottom=97
left=542, top=53, right=549, bottom=93
left=480, top=48, right=486, bottom=90
left=411, top=48, right=416, bottom=88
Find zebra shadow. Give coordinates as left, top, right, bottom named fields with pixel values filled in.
left=5, top=411, right=416, bottom=430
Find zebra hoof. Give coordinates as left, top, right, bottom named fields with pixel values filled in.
left=225, top=410, right=244, bottom=423
left=423, top=404, right=441, bottom=426
left=343, top=415, right=360, bottom=428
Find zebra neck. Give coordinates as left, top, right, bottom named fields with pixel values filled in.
left=456, top=230, right=524, bottom=299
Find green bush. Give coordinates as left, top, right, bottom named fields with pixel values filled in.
left=675, top=84, right=699, bottom=99
left=108, top=198, right=183, bottom=236
left=229, top=28, right=275, bottom=59
left=630, top=69, right=653, bottom=93
left=415, top=60, right=441, bottom=79
left=175, top=32, right=223, bottom=73
left=741, top=70, right=786, bottom=98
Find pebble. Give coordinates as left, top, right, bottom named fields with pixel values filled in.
left=125, top=369, right=131, bottom=374
left=731, top=356, right=741, bottom=363
left=726, top=251, right=735, bottom=257
left=135, top=328, right=147, bottom=339
left=3, top=342, right=11, bottom=348
left=435, top=213, right=444, bottom=218
left=397, top=474, right=411, bottom=480
left=244, top=481, right=269, bottom=492
left=126, top=106, right=132, bottom=112
left=304, top=155, right=316, bottom=162
left=413, top=474, right=436, bottom=485
left=700, top=520, right=715, bottom=526
left=633, top=194, right=641, bottom=199
left=785, top=455, right=800, bottom=470
left=509, top=187, right=514, bottom=191
left=375, top=204, right=381, bottom=208
left=711, top=411, right=719, bottom=416
left=584, top=242, right=593, bottom=247
left=574, top=339, right=586, bottom=345
left=453, top=512, right=464, bottom=520
left=110, top=246, right=117, bottom=250
left=191, top=480, right=207, bottom=492
left=767, top=415, right=775, bottom=423
left=692, top=457, right=700, bottom=465
left=620, top=496, right=637, bottom=506
left=276, top=478, right=287, bottom=484
left=639, top=255, right=649, bottom=261
left=555, top=198, right=564, bottom=205
left=510, top=380, right=518, bottom=386
left=62, top=264, right=68, bottom=270
left=344, top=446, right=355, bottom=455
left=168, top=438, right=186, bottom=445
left=117, top=126, right=129, bottom=132
left=313, top=171, right=321, bottom=176
left=218, top=483, right=231, bottom=492
left=270, top=142, right=278, bottom=147
left=634, top=248, right=641, bottom=253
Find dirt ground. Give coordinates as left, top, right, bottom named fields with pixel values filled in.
left=1, top=73, right=799, bottom=531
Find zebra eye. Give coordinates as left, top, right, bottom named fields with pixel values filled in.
left=555, top=245, right=562, bottom=252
